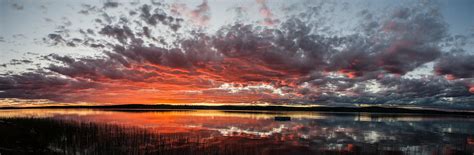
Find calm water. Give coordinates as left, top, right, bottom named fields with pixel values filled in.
left=0, top=109, right=473, bottom=155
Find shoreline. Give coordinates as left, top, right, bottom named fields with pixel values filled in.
left=1, top=104, right=474, bottom=116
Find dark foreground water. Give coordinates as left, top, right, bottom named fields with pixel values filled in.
left=0, top=109, right=473, bottom=155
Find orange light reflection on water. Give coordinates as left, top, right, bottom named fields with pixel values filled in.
left=1, top=109, right=474, bottom=154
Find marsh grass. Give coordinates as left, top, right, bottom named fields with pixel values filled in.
left=0, top=117, right=313, bottom=155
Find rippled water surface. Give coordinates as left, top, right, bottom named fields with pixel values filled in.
left=0, top=109, right=473, bottom=154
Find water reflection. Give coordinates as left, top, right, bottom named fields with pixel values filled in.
left=0, top=109, right=473, bottom=154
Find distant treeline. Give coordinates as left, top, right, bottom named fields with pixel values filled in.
left=1, top=104, right=474, bottom=116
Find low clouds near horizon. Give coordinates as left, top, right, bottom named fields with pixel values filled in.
left=0, top=0, right=473, bottom=109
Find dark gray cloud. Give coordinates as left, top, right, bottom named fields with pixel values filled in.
left=103, top=2, right=119, bottom=9
left=0, top=59, right=34, bottom=68
left=0, top=72, right=98, bottom=102
left=99, top=25, right=136, bottom=44
left=46, top=54, right=158, bottom=82
left=12, top=3, right=24, bottom=10
left=435, top=54, right=474, bottom=79
left=139, top=4, right=183, bottom=31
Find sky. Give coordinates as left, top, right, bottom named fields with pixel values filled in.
left=0, top=0, right=473, bottom=109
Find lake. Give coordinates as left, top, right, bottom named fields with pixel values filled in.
left=0, top=109, right=473, bottom=154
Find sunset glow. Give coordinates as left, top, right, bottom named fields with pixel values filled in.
left=1, top=1, right=474, bottom=153
left=0, top=0, right=473, bottom=110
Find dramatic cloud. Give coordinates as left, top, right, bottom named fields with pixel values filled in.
left=0, top=71, right=99, bottom=102
left=0, top=0, right=473, bottom=109
left=435, top=54, right=474, bottom=79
